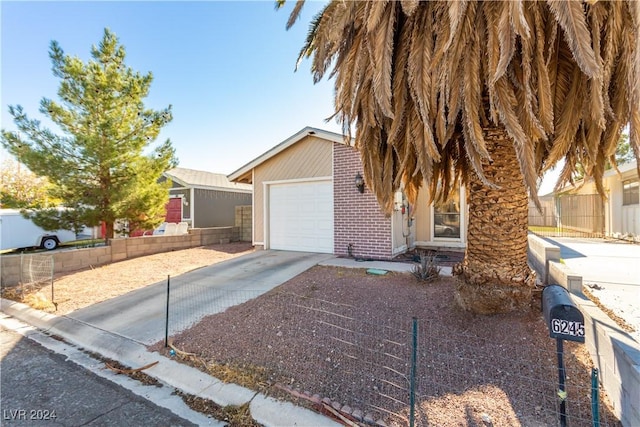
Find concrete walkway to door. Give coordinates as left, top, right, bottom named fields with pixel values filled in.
left=67, top=250, right=335, bottom=345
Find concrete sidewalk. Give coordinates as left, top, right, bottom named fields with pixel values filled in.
left=1, top=250, right=424, bottom=427
left=0, top=300, right=341, bottom=427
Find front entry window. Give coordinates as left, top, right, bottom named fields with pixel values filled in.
left=434, top=189, right=461, bottom=238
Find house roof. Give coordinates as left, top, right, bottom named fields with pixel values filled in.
left=164, top=167, right=252, bottom=193
left=552, top=159, right=638, bottom=195
left=228, top=126, right=352, bottom=183
left=604, top=159, right=638, bottom=178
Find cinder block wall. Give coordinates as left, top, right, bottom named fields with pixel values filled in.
left=198, top=227, right=239, bottom=246
left=0, top=256, right=21, bottom=286
left=0, top=226, right=240, bottom=287
left=333, top=143, right=392, bottom=260
left=235, top=206, right=252, bottom=242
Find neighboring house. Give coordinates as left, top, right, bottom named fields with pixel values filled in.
left=553, top=160, right=639, bottom=239
left=228, top=126, right=467, bottom=260
left=161, top=167, right=252, bottom=228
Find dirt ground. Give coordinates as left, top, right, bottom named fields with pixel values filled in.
left=2, top=244, right=621, bottom=426
left=6, top=242, right=254, bottom=315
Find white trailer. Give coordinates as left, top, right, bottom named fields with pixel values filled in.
left=0, top=209, right=77, bottom=251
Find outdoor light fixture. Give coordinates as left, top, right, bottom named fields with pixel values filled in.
left=355, top=173, right=365, bottom=193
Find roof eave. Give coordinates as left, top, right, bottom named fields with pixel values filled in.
left=228, top=126, right=351, bottom=183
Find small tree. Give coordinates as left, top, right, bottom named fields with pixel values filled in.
left=0, top=158, right=59, bottom=209
left=615, top=133, right=634, bottom=166
left=1, top=28, right=177, bottom=238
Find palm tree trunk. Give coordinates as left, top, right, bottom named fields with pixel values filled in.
left=453, top=126, right=536, bottom=314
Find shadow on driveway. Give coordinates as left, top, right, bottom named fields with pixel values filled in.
left=66, top=250, right=334, bottom=345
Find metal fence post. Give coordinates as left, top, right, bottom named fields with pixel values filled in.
left=591, top=368, right=600, bottom=427
left=50, top=254, right=55, bottom=305
left=410, top=317, right=418, bottom=427
left=556, top=338, right=567, bottom=427
left=164, top=275, right=170, bottom=348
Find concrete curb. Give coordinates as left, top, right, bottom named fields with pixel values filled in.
left=0, top=313, right=221, bottom=426
left=1, top=298, right=341, bottom=427
left=320, top=257, right=453, bottom=276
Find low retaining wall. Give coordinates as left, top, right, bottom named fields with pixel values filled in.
left=1, top=226, right=240, bottom=287
left=527, top=234, right=560, bottom=284
left=528, top=234, right=640, bottom=426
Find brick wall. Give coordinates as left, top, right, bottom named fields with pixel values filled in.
left=1, top=226, right=241, bottom=287
left=333, top=144, right=392, bottom=260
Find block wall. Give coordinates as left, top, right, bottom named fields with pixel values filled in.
left=235, top=205, right=252, bottom=242
left=1, top=226, right=241, bottom=287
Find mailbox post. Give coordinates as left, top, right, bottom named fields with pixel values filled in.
left=542, top=284, right=585, bottom=427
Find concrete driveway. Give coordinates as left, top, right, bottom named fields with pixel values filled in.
left=549, top=237, right=640, bottom=287
left=67, top=250, right=334, bottom=345
left=545, top=237, right=640, bottom=343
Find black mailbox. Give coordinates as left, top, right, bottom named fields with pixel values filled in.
left=542, top=284, right=585, bottom=343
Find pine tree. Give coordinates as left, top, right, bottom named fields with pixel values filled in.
left=1, top=28, right=177, bottom=239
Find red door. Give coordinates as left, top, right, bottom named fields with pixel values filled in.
left=165, top=198, right=183, bottom=223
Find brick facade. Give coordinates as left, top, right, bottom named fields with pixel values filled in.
left=333, top=143, right=393, bottom=260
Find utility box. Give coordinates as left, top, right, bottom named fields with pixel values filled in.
left=542, top=284, right=585, bottom=343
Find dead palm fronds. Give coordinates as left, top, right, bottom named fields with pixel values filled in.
left=281, top=1, right=640, bottom=213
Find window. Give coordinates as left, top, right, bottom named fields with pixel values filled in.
left=434, top=189, right=461, bottom=238
left=623, top=180, right=639, bottom=206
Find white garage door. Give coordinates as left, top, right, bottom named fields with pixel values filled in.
left=269, top=180, right=333, bottom=253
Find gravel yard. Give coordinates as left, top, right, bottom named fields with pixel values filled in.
left=156, top=266, right=620, bottom=427
left=5, top=242, right=254, bottom=315
left=3, top=244, right=624, bottom=426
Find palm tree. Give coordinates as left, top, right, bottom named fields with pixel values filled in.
left=281, top=1, right=639, bottom=314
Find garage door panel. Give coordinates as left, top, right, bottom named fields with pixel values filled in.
left=269, top=181, right=333, bottom=253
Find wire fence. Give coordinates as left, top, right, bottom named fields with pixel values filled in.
left=13, top=254, right=55, bottom=301
left=164, top=287, right=620, bottom=427
left=161, top=275, right=268, bottom=346
left=529, top=195, right=606, bottom=239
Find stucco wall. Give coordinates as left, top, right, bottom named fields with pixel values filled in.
left=252, top=136, right=333, bottom=246
left=564, top=164, right=639, bottom=237
left=193, top=188, right=252, bottom=228
left=333, top=143, right=392, bottom=260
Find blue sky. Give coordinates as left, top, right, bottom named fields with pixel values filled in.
left=1, top=1, right=560, bottom=194
left=1, top=1, right=340, bottom=176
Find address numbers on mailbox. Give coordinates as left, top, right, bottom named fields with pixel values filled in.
left=542, top=284, right=585, bottom=343
left=550, top=319, right=584, bottom=338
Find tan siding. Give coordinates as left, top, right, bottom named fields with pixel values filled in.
left=391, top=205, right=408, bottom=253
left=414, top=187, right=433, bottom=242
left=253, top=136, right=333, bottom=244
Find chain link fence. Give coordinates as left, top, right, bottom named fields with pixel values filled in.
left=1, top=254, right=56, bottom=309
left=165, top=288, right=620, bottom=427
left=529, top=194, right=606, bottom=239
